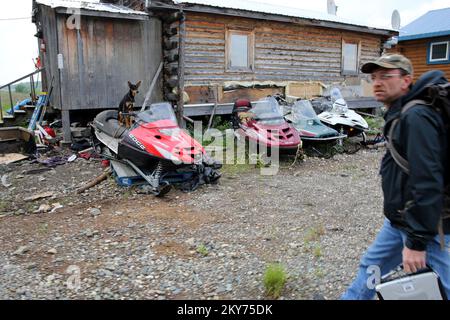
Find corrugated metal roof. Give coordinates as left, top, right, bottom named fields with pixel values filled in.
left=173, top=0, right=394, bottom=32
left=399, top=7, right=450, bottom=41
left=35, top=0, right=147, bottom=15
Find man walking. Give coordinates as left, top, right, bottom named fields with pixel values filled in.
left=341, top=54, right=450, bottom=300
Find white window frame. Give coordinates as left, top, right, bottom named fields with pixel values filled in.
left=225, top=28, right=255, bottom=73
left=341, top=39, right=361, bottom=75
left=429, top=41, right=449, bottom=62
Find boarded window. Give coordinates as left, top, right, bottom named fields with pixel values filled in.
left=226, top=29, right=254, bottom=71
left=342, top=40, right=360, bottom=75
left=430, top=42, right=449, bottom=62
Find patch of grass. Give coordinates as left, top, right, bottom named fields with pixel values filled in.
left=263, top=263, right=287, bottom=299
left=304, top=226, right=325, bottom=243
left=342, top=164, right=359, bottom=171
left=364, top=116, right=385, bottom=135
left=313, top=268, right=325, bottom=279
left=122, top=189, right=133, bottom=199
left=196, top=244, right=209, bottom=256
left=38, top=223, right=49, bottom=234
left=221, top=163, right=254, bottom=175
left=313, top=245, right=322, bottom=259
left=1, top=91, right=30, bottom=112
left=0, top=201, right=8, bottom=213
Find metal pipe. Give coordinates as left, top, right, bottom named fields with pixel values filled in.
left=8, top=85, right=13, bottom=111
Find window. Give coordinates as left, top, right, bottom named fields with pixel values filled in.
left=342, top=40, right=360, bottom=75
left=429, top=41, right=449, bottom=63
left=226, top=29, right=254, bottom=72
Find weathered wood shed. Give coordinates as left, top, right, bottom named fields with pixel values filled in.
left=34, top=0, right=398, bottom=139
left=33, top=0, right=163, bottom=141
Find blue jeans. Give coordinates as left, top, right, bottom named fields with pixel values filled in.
left=341, top=219, right=450, bottom=300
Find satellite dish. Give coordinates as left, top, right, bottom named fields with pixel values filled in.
left=327, top=0, right=337, bottom=15
left=391, top=10, right=401, bottom=30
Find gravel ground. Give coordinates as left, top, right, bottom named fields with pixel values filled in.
left=0, top=146, right=386, bottom=300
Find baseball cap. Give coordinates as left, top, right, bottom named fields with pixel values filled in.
left=361, top=54, right=413, bottom=75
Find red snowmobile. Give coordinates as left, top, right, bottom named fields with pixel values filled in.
left=92, top=102, right=221, bottom=195
left=231, top=97, right=302, bottom=153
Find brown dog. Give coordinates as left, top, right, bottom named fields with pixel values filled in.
left=118, top=80, right=141, bottom=128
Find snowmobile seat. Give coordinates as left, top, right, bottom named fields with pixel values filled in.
left=94, top=110, right=127, bottom=138
left=232, top=99, right=253, bottom=128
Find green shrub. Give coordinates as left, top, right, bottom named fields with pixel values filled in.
left=196, top=244, right=209, bottom=256
left=263, top=263, right=287, bottom=299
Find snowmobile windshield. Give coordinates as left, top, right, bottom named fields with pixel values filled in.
left=251, top=97, right=285, bottom=125
left=292, top=100, right=319, bottom=121
left=137, top=103, right=177, bottom=123
left=331, top=99, right=349, bottom=114
left=329, top=88, right=348, bottom=114
left=330, top=87, right=344, bottom=103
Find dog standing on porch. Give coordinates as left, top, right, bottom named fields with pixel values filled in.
left=118, top=80, right=141, bottom=128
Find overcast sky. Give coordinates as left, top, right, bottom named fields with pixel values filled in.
left=1, top=0, right=449, bottom=85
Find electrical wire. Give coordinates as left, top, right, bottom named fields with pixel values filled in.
left=0, top=17, right=32, bottom=21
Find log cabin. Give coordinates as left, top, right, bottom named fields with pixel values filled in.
left=33, top=0, right=397, bottom=140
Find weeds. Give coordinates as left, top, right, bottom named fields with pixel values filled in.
left=38, top=223, right=49, bottom=234
left=263, top=263, right=287, bottom=299
left=196, top=244, right=209, bottom=256
left=0, top=201, right=8, bottom=213
left=313, top=268, right=325, bottom=279
left=304, top=226, right=325, bottom=243
left=364, top=116, right=385, bottom=135
left=313, top=245, right=322, bottom=259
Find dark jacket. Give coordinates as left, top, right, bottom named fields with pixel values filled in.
left=381, top=70, right=449, bottom=251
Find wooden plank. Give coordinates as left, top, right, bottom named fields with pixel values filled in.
left=113, top=20, right=127, bottom=109
left=58, top=14, right=73, bottom=108
left=177, top=14, right=186, bottom=127
left=55, top=8, right=149, bottom=21
left=85, top=19, right=95, bottom=106
left=286, top=82, right=324, bottom=99
left=221, top=87, right=283, bottom=104
left=181, top=10, right=394, bottom=36
left=105, top=21, right=114, bottom=107
left=0, top=153, right=29, bottom=165
left=184, top=86, right=216, bottom=104
left=42, top=6, right=61, bottom=108
left=94, top=18, right=107, bottom=107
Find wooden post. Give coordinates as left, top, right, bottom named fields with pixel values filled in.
left=61, top=109, right=72, bottom=144
left=0, top=93, right=3, bottom=122
left=176, top=11, right=186, bottom=128
left=30, top=75, right=36, bottom=102
left=8, top=85, right=13, bottom=110
left=141, top=62, right=163, bottom=112
left=207, top=85, right=219, bottom=130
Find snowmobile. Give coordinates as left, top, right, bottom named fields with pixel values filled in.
left=92, top=102, right=222, bottom=196
left=316, top=88, right=369, bottom=143
left=231, top=97, right=302, bottom=154
left=283, top=99, right=347, bottom=143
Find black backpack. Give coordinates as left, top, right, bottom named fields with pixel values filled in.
left=387, top=79, right=450, bottom=249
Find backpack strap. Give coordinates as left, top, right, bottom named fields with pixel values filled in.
left=386, top=99, right=449, bottom=250
left=386, top=99, right=429, bottom=175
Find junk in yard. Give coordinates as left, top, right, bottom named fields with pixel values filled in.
left=91, top=102, right=222, bottom=196
left=282, top=99, right=347, bottom=143
left=0, top=127, right=37, bottom=156
left=315, top=88, right=369, bottom=144
left=231, top=97, right=302, bottom=154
